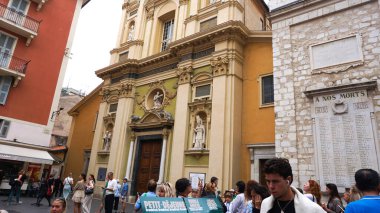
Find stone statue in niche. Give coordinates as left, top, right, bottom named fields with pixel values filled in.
left=193, top=115, right=206, bottom=149
left=128, top=24, right=135, bottom=41
left=153, top=91, right=164, bottom=109
left=103, top=131, right=112, bottom=151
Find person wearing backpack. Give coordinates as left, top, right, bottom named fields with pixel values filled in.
left=8, top=170, right=26, bottom=205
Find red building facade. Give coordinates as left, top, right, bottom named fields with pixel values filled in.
left=0, top=0, right=89, bottom=188
left=0, top=0, right=87, bottom=144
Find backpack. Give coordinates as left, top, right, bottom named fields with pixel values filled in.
left=8, top=178, right=15, bottom=187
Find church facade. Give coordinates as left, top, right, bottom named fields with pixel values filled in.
left=269, top=0, right=380, bottom=189
left=86, top=0, right=274, bottom=197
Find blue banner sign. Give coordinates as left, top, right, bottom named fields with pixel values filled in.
left=140, top=197, right=224, bottom=213
left=184, top=198, right=224, bottom=213
left=141, top=197, right=187, bottom=212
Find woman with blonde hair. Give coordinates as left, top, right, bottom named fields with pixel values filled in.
left=50, top=198, right=66, bottom=213
left=72, top=173, right=86, bottom=213
left=82, top=174, right=95, bottom=213
left=349, top=185, right=362, bottom=202
left=157, top=182, right=175, bottom=197
left=303, top=179, right=322, bottom=205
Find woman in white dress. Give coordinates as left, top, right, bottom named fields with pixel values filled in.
left=82, top=174, right=95, bottom=213
left=62, top=173, right=73, bottom=200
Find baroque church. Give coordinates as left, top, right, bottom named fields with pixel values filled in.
left=87, top=0, right=275, bottom=197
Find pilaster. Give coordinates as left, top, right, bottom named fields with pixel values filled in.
left=169, top=66, right=193, bottom=183
left=87, top=101, right=108, bottom=177
left=107, top=82, right=135, bottom=178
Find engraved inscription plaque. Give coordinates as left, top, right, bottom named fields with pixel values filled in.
left=310, top=35, right=363, bottom=70
left=312, top=90, right=378, bottom=188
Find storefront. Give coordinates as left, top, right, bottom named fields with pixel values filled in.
left=0, top=144, right=54, bottom=192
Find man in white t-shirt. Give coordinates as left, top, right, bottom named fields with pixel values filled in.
left=104, top=172, right=117, bottom=213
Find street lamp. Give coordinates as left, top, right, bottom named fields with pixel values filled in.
left=51, top=107, right=64, bottom=120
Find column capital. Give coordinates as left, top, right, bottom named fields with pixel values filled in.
left=179, top=0, right=189, bottom=5
left=176, top=65, right=193, bottom=85
left=130, top=132, right=136, bottom=141
left=118, top=81, right=135, bottom=98
left=162, top=128, right=170, bottom=138
left=146, top=10, right=154, bottom=20
left=211, top=56, right=229, bottom=77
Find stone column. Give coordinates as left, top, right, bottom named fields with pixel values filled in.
left=87, top=90, right=109, bottom=176
left=176, top=0, right=189, bottom=40
left=158, top=128, right=169, bottom=183
left=107, top=82, right=135, bottom=178
left=125, top=133, right=136, bottom=179
left=141, top=11, right=154, bottom=58
left=208, top=55, right=243, bottom=191
left=169, top=65, right=192, bottom=182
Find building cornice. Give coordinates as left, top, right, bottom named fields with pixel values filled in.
left=68, top=84, right=103, bottom=116
left=95, top=21, right=250, bottom=80
left=0, top=139, right=50, bottom=151
left=269, top=0, right=375, bottom=25
left=110, top=40, right=144, bottom=54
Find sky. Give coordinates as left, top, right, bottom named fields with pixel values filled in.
left=63, top=0, right=124, bottom=94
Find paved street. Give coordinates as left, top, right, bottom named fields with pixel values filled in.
left=0, top=195, right=134, bottom=213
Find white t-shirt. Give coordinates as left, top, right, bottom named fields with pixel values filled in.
left=64, top=177, right=73, bottom=185
left=106, top=179, right=117, bottom=195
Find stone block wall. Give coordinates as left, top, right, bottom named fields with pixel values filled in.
left=271, top=0, right=380, bottom=187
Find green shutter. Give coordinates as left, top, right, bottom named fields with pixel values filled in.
left=0, top=76, right=12, bottom=105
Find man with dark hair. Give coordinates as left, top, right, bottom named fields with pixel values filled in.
left=134, top=179, right=157, bottom=211
left=175, top=178, right=192, bottom=197
left=260, top=158, right=325, bottom=213
left=345, top=169, right=380, bottom=213
left=230, top=180, right=246, bottom=213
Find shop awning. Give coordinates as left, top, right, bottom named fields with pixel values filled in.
left=0, top=144, right=54, bottom=165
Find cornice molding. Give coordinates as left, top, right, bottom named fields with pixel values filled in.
left=96, top=21, right=250, bottom=79
left=110, top=40, right=144, bottom=54
left=170, top=20, right=249, bottom=50
left=96, top=59, right=139, bottom=78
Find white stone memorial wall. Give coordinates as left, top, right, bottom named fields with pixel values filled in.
left=312, top=90, right=379, bottom=188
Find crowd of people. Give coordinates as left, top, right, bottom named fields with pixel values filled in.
left=4, top=157, right=380, bottom=213
left=129, top=157, right=380, bottom=213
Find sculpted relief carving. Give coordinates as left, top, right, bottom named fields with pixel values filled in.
left=211, top=56, right=229, bottom=76
left=177, top=65, right=193, bottom=85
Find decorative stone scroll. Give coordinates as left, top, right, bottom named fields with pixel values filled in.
left=211, top=56, right=229, bottom=76
left=311, top=89, right=379, bottom=188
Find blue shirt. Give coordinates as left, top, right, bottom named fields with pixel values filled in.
left=114, top=184, right=121, bottom=197
left=121, top=183, right=128, bottom=197
left=345, top=195, right=380, bottom=213
left=134, top=191, right=157, bottom=210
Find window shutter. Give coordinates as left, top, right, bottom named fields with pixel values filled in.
left=0, top=120, right=10, bottom=137
left=0, top=76, right=12, bottom=105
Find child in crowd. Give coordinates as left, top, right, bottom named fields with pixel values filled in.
left=224, top=191, right=233, bottom=213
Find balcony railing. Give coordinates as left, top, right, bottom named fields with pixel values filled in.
left=0, top=51, right=30, bottom=74
left=0, top=4, right=41, bottom=33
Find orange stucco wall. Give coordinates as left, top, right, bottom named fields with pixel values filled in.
left=241, top=41, right=274, bottom=180
left=63, top=91, right=101, bottom=179
left=0, top=0, right=77, bottom=125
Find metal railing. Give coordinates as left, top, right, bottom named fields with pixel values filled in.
left=0, top=51, right=30, bottom=74
left=0, top=3, right=41, bottom=33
